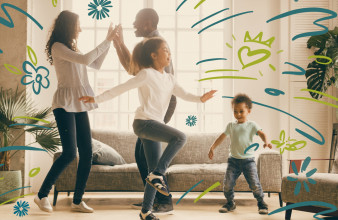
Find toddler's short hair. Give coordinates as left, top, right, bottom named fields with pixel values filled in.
left=231, top=94, right=252, bottom=109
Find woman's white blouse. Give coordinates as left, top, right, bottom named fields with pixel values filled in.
left=51, top=39, right=110, bottom=112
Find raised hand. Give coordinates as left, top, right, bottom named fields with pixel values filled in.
left=115, top=24, right=124, bottom=44
left=263, top=143, right=272, bottom=149
left=200, top=90, right=217, bottom=103
left=208, top=147, right=214, bottom=160
left=106, top=23, right=119, bottom=41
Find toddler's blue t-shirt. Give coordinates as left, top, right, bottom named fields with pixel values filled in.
left=224, top=121, right=261, bottom=159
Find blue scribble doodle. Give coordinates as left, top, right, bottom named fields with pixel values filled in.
left=0, top=186, right=32, bottom=198
left=0, top=3, right=43, bottom=29
left=268, top=201, right=337, bottom=220
left=287, top=157, right=317, bottom=195
left=222, top=96, right=325, bottom=145
left=266, top=8, right=337, bottom=41
left=0, top=3, right=43, bottom=54
left=196, top=58, right=227, bottom=65
left=176, top=180, right=204, bottom=205
left=186, top=115, right=197, bottom=127
left=271, top=130, right=307, bottom=154
left=9, top=123, right=52, bottom=130
left=21, top=61, right=50, bottom=95
left=196, top=10, right=254, bottom=34
left=265, top=88, right=285, bottom=96
left=13, top=200, right=30, bottom=217
left=88, top=0, right=113, bottom=20
left=244, top=143, right=259, bottom=154
left=176, top=0, right=188, bottom=11
left=191, top=8, right=229, bottom=28
left=0, top=146, right=47, bottom=153
left=282, top=62, right=306, bottom=75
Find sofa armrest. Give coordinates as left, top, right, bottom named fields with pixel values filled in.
left=257, top=150, right=282, bottom=192
left=54, top=152, right=78, bottom=191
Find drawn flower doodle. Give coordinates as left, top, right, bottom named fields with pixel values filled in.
left=271, top=130, right=307, bottom=154
left=21, top=61, right=50, bottom=95
left=186, top=115, right=197, bottom=127
left=287, top=157, right=317, bottom=195
left=13, top=200, right=30, bottom=217
left=88, top=0, right=113, bottom=20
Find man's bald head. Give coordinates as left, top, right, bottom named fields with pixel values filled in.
left=133, top=8, right=159, bottom=37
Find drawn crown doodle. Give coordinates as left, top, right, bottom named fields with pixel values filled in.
left=244, top=31, right=275, bottom=48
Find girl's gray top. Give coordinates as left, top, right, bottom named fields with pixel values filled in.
left=51, top=39, right=111, bottom=112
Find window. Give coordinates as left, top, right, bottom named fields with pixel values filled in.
left=64, top=0, right=232, bottom=132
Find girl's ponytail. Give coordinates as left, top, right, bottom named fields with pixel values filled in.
left=129, top=41, right=144, bottom=75
left=129, top=37, right=166, bottom=75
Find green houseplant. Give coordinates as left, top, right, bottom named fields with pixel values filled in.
left=0, top=87, right=61, bottom=203
left=306, top=27, right=338, bottom=99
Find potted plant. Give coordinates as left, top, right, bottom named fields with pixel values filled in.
left=0, top=87, right=61, bottom=204
left=306, top=27, right=338, bottom=99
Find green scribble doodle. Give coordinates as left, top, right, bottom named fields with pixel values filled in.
left=244, top=31, right=275, bottom=48
left=205, top=69, right=239, bottom=73
left=29, top=167, right=40, bottom=177
left=308, top=55, right=332, bottom=65
left=194, top=0, right=206, bottom=9
left=194, top=181, right=221, bottom=203
left=0, top=193, right=34, bottom=206
left=199, top=76, right=258, bottom=82
left=27, top=46, right=37, bottom=66
left=4, top=64, right=22, bottom=75
left=52, top=0, right=57, bottom=7
left=271, top=130, right=307, bottom=154
left=226, top=43, right=232, bottom=48
left=238, top=46, right=271, bottom=70
left=237, top=31, right=275, bottom=70
left=269, top=64, right=276, bottom=71
left=12, top=116, right=50, bottom=124
left=294, top=88, right=338, bottom=109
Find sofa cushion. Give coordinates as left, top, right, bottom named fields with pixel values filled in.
left=166, top=163, right=251, bottom=192
left=85, top=163, right=144, bottom=191
left=171, top=133, right=230, bottom=165
left=92, top=138, right=126, bottom=166
left=92, top=130, right=138, bottom=163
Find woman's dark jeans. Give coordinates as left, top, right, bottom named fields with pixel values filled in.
left=38, top=108, right=92, bottom=203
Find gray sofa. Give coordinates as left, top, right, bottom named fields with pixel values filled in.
left=53, top=130, right=283, bottom=206
left=281, top=136, right=338, bottom=219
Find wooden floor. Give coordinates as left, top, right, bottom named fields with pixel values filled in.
left=0, top=192, right=332, bottom=220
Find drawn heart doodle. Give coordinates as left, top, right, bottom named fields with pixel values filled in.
left=238, top=46, right=271, bottom=70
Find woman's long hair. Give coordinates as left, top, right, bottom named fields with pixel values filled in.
left=129, top=37, right=166, bottom=75
left=45, top=11, right=79, bottom=65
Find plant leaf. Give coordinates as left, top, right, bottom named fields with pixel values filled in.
left=307, top=32, right=330, bottom=54
left=305, top=60, right=329, bottom=99
left=326, top=47, right=338, bottom=67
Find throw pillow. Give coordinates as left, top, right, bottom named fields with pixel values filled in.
left=92, top=138, right=126, bottom=166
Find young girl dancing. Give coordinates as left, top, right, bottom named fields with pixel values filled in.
left=80, top=37, right=216, bottom=220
